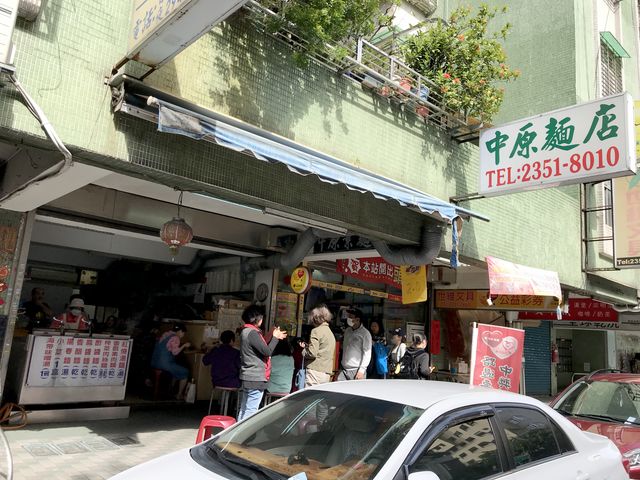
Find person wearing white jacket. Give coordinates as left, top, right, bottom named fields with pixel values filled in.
left=337, top=308, right=372, bottom=380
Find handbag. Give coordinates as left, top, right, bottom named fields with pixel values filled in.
left=185, top=380, right=196, bottom=404
left=295, top=368, right=306, bottom=390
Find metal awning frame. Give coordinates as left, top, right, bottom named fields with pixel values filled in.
left=110, top=75, right=490, bottom=224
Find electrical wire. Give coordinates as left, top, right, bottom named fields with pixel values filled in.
left=2, top=73, right=73, bottom=200
left=0, top=403, right=26, bottom=431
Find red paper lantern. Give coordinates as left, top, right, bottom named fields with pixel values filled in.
left=160, top=217, right=193, bottom=257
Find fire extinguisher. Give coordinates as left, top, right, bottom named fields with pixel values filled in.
left=551, top=343, right=559, bottom=363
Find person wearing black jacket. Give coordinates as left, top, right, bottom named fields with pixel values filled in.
left=401, top=333, right=431, bottom=380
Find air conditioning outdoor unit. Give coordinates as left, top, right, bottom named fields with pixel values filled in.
left=0, top=0, right=18, bottom=66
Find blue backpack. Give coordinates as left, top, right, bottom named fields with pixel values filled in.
left=373, top=342, right=389, bottom=375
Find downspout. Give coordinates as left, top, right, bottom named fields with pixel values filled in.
left=371, top=223, right=445, bottom=266
left=242, top=228, right=319, bottom=273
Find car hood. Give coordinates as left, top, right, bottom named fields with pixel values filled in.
left=567, top=417, right=640, bottom=454
left=109, top=448, right=228, bottom=480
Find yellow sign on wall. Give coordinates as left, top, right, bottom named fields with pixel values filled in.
left=290, top=266, right=312, bottom=294
left=401, top=266, right=428, bottom=304
left=435, top=290, right=559, bottom=311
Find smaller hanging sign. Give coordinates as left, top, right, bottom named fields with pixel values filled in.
left=470, top=323, right=525, bottom=393
left=290, top=266, right=312, bottom=294
left=401, top=265, right=428, bottom=304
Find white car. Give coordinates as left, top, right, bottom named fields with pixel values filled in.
left=111, top=381, right=629, bottom=480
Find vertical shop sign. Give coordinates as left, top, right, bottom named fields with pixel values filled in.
left=400, top=266, right=428, bottom=304
left=614, top=100, right=640, bottom=268
left=470, top=324, right=525, bottom=393
left=430, top=319, right=441, bottom=355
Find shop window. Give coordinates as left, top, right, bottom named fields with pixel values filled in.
left=494, top=406, right=561, bottom=468
left=410, top=418, right=502, bottom=480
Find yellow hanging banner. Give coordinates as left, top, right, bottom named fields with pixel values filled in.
left=401, top=266, right=428, bottom=304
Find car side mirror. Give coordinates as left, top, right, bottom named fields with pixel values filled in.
left=408, top=472, right=441, bottom=480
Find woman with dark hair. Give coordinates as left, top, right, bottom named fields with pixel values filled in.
left=203, top=330, right=241, bottom=389
left=238, top=305, right=287, bottom=420
left=151, top=323, right=191, bottom=399
left=267, top=339, right=294, bottom=395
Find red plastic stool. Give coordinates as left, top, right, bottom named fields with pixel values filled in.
left=195, top=415, right=236, bottom=444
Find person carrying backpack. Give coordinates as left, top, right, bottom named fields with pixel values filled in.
left=396, top=333, right=431, bottom=380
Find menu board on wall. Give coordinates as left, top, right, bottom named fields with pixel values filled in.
left=26, top=336, right=131, bottom=387
left=275, top=292, right=299, bottom=336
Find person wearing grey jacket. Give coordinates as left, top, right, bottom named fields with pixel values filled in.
left=238, top=305, right=287, bottom=421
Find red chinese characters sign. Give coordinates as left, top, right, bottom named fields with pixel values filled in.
left=470, top=324, right=525, bottom=393
left=519, top=299, right=618, bottom=328
left=336, top=257, right=401, bottom=289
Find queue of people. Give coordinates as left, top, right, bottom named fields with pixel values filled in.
left=147, top=303, right=431, bottom=419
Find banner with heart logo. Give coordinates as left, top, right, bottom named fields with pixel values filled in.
left=470, top=323, right=525, bottom=393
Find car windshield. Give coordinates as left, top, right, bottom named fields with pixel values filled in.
left=191, top=390, right=424, bottom=480
left=554, top=380, right=640, bottom=424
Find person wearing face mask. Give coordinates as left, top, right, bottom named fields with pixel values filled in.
left=50, top=297, right=91, bottom=331
left=337, top=308, right=372, bottom=381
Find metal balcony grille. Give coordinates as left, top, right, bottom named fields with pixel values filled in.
left=244, top=0, right=483, bottom=142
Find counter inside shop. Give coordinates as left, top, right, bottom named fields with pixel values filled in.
left=6, top=330, right=132, bottom=405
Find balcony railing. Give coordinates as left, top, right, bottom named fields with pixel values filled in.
left=243, top=0, right=483, bottom=143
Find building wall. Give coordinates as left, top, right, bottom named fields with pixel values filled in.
left=0, top=0, right=637, bottom=291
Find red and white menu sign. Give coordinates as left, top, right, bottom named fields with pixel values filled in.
left=27, top=336, right=131, bottom=387
left=470, top=324, right=525, bottom=393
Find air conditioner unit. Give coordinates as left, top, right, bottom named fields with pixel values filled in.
left=27, top=265, right=78, bottom=284
left=0, top=0, right=18, bottom=66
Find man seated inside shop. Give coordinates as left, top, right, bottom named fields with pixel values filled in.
left=22, top=287, right=53, bottom=331
left=203, top=330, right=241, bottom=389
left=50, top=296, right=91, bottom=331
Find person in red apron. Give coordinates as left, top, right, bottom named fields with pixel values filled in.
left=50, top=297, right=91, bottom=331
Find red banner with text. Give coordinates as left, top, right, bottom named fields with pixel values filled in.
left=470, top=324, right=525, bottom=393
left=336, top=257, right=401, bottom=289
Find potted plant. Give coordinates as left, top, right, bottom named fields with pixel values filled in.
left=260, top=0, right=397, bottom=67
left=401, top=4, right=520, bottom=123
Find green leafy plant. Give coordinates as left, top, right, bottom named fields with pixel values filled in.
left=261, top=0, right=396, bottom=67
left=401, top=4, right=520, bottom=122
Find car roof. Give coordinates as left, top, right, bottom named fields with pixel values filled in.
left=585, top=373, right=640, bottom=384
left=310, top=380, right=537, bottom=409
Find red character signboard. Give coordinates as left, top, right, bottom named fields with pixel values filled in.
left=470, top=324, right=525, bottom=393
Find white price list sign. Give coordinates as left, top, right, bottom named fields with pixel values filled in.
left=26, top=336, right=131, bottom=387
left=479, top=92, right=636, bottom=196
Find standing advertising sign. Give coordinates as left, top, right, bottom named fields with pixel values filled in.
left=479, top=92, right=636, bottom=196
left=470, top=323, right=525, bottom=393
